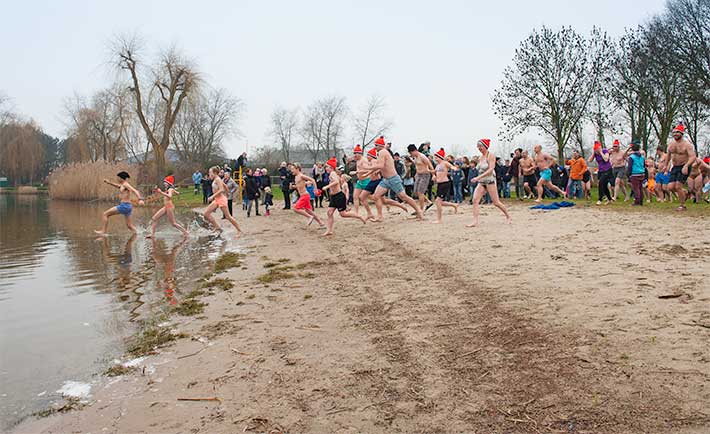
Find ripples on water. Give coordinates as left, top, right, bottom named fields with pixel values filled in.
left=0, top=195, right=236, bottom=430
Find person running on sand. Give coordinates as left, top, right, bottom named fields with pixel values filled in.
left=203, top=166, right=243, bottom=236
left=519, top=150, right=537, bottom=199
left=368, top=136, right=423, bottom=219
left=321, top=158, right=367, bottom=236
left=654, top=149, right=670, bottom=202
left=662, top=123, right=696, bottom=210
left=431, top=148, right=460, bottom=224
left=589, top=141, right=613, bottom=205
left=359, top=147, right=408, bottom=221
left=533, top=145, right=566, bottom=202
left=95, top=171, right=145, bottom=236
left=646, top=157, right=657, bottom=202
left=610, top=139, right=629, bottom=202
left=351, top=145, right=375, bottom=219
left=407, top=144, right=434, bottom=212
left=147, top=175, right=188, bottom=238
left=467, top=139, right=511, bottom=227
left=288, top=162, right=326, bottom=228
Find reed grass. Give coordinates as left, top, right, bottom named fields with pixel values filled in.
left=48, top=161, right=142, bottom=201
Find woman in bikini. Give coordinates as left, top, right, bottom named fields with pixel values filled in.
left=431, top=148, right=459, bottom=224
left=467, top=139, right=511, bottom=227
left=95, top=171, right=145, bottom=236
left=147, top=175, right=189, bottom=238
left=686, top=157, right=710, bottom=203
left=203, top=166, right=242, bottom=236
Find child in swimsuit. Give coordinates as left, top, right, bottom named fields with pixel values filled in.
left=148, top=175, right=188, bottom=238
left=95, top=171, right=145, bottom=236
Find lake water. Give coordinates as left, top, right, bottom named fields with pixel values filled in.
left=0, top=195, right=232, bottom=431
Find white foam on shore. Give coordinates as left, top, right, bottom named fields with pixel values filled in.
left=122, top=356, right=147, bottom=368
left=56, top=381, right=91, bottom=399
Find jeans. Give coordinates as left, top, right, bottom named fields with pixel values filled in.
left=452, top=181, right=462, bottom=203
left=246, top=198, right=259, bottom=216
left=569, top=179, right=583, bottom=199
left=194, top=183, right=200, bottom=195
left=598, top=169, right=613, bottom=201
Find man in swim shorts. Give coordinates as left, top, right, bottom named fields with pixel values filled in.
left=368, top=136, right=423, bottom=219
left=662, top=123, right=696, bottom=210
left=519, top=150, right=537, bottom=199
left=321, top=158, right=366, bottom=236
left=95, top=171, right=145, bottom=236
left=351, top=144, right=375, bottom=220
left=407, top=144, right=434, bottom=212
left=533, top=145, right=566, bottom=203
left=288, top=162, right=325, bottom=227
left=610, top=139, right=629, bottom=201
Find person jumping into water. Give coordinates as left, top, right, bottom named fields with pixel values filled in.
left=321, top=158, right=367, bottom=236
left=147, top=175, right=188, bottom=238
left=95, top=171, right=145, bottom=236
left=467, top=139, right=511, bottom=227
left=288, top=162, right=326, bottom=228
left=431, top=147, right=460, bottom=224
left=203, top=166, right=243, bottom=236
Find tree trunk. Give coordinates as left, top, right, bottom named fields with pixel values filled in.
left=154, top=145, right=166, bottom=183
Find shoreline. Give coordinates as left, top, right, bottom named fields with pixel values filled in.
left=10, top=203, right=710, bottom=433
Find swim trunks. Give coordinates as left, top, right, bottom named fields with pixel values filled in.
left=582, top=170, right=591, bottom=183
left=378, top=175, right=405, bottom=195
left=294, top=194, right=312, bottom=211
left=612, top=166, right=627, bottom=179
left=414, top=173, right=431, bottom=194
left=523, top=174, right=537, bottom=186
left=213, top=194, right=228, bottom=207
left=355, top=178, right=370, bottom=190
left=363, top=178, right=381, bottom=194
left=165, top=202, right=175, bottom=210
left=116, top=202, right=132, bottom=216
left=669, top=165, right=689, bottom=184
left=655, top=172, right=670, bottom=185
left=540, top=168, right=552, bottom=182
left=436, top=181, right=451, bottom=199
left=328, top=191, right=347, bottom=212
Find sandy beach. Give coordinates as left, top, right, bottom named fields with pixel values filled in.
left=12, top=202, right=710, bottom=434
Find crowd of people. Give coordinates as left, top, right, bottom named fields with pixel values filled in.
left=93, top=123, right=710, bottom=238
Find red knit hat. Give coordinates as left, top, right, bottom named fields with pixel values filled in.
left=613, top=139, right=620, bottom=146
left=477, top=138, right=490, bottom=149
left=163, top=175, right=175, bottom=186
left=593, top=141, right=602, bottom=150
left=367, top=148, right=378, bottom=158
left=353, top=144, right=363, bottom=154
left=374, top=136, right=386, bottom=147
left=673, top=123, right=685, bottom=133
left=434, top=148, right=446, bottom=159
left=326, top=157, right=337, bottom=169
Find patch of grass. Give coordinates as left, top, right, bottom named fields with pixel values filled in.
left=214, top=252, right=244, bottom=273
left=127, top=326, right=187, bottom=357
left=33, top=398, right=84, bottom=418
left=199, top=272, right=214, bottom=282
left=256, top=266, right=295, bottom=284
left=173, top=298, right=206, bottom=316
left=298, top=260, right=327, bottom=269
left=277, top=258, right=290, bottom=263
left=104, top=364, right=137, bottom=377
left=201, top=277, right=235, bottom=291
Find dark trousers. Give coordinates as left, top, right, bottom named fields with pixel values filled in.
left=282, top=184, right=291, bottom=209
left=227, top=199, right=233, bottom=216
left=194, top=183, right=200, bottom=195
left=598, top=169, right=613, bottom=201
left=630, top=175, right=644, bottom=205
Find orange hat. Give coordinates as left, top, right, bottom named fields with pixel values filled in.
left=353, top=144, right=363, bottom=154
left=477, top=138, right=490, bottom=149
left=326, top=157, right=337, bottom=169
left=434, top=148, right=446, bottom=159
left=613, top=139, right=620, bottom=146
left=374, top=136, right=386, bottom=147
left=593, top=141, right=602, bottom=150
left=367, top=148, right=378, bottom=158
left=673, top=122, right=685, bottom=133
left=163, top=175, right=175, bottom=186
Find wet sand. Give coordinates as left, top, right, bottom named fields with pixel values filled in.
left=13, top=203, right=710, bottom=433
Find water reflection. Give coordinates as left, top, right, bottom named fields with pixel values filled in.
left=0, top=195, right=233, bottom=430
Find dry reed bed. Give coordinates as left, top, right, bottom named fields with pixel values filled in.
left=48, top=161, right=141, bottom=201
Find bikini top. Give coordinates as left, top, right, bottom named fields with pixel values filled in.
left=435, top=162, right=447, bottom=173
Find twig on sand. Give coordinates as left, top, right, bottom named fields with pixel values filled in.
left=435, top=322, right=459, bottom=327
left=295, top=326, right=325, bottom=332
left=177, top=397, right=220, bottom=402
left=230, top=348, right=253, bottom=356
left=658, top=293, right=684, bottom=299
left=177, top=346, right=207, bottom=360
left=681, top=321, right=710, bottom=329
left=455, top=348, right=482, bottom=359
left=325, top=407, right=352, bottom=415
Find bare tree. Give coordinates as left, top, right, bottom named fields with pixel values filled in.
left=171, top=88, right=242, bottom=165
left=352, top=95, right=393, bottom=150
left=269, top=107, right=299, bottom=162
left=301, top=96, right=347, bottom=162
left=112, top=35, right=200, bottom=180
left=0, top=120, right=44, bottom=185
left=492, top=27, right=613, bottom=160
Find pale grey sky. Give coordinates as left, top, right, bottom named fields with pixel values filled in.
left=1, top=0, right=666, bottom=157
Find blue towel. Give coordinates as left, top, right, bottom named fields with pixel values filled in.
left=530, top=201, right=576, bottom=210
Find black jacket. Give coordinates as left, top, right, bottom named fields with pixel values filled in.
left=245, top=175, right=260, bottom=199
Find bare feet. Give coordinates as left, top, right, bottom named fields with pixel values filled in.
left=466, top=222, right=478, bottom=228
left=360, top=216, right=367, bottom=224
left=506, top=216, right=512, bottom=225
left=321, top=232, right=333, bottom=237
left=431, top=220, right=442, bottom=224
left=453, top=204, right=460, bottom=214
left=534, top=198, right=542, bottom=203
left=93, top=230, right=107, bottom=236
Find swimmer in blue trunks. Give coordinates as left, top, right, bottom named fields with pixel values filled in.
left=533, top=144, right=567, bottom=203
left=94, top=171, right=145, bottom=236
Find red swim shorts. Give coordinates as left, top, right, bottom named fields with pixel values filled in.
left=294, top=194, right=312, bottom=211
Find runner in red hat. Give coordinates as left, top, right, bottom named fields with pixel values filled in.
left=468, top=139, right=511, bottom=227
left=358, top=146, right=409, bottom=221
left=431, top=148, right=459, bottom=224
left=350, top=144, right=376, bottom=220
left=661, top=122, right=696, bottom=210
left=287, top=162, right=326, bottom=228
left=321, top=158, right=367, bottom=236
left=147, top=175, right=189, bottom=238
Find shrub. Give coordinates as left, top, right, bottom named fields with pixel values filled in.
left=48, top=160, right=142, bottom=201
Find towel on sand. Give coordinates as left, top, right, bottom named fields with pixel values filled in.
left=530, top=201, right=576, bottom=210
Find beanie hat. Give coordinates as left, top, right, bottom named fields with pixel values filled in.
left=163, top=175, right=175, bottom=186
left=434, top=148, right=446, bottom=159
left=673, top=122, right=685, bottom=133
left=374, top=136, right=386, bottom=147
left=326, top=157, right=337, bottom=169
left=407, top=144, right=417, bottom=153
left=353, top=144, right=363, bottom=154
left=477, top=138, right=491, bottom=149
left=367, top=148, right=378, bottom=158
left=613, top=139, right=620, bottom=146
left=594, top=141, right=602, bottom=150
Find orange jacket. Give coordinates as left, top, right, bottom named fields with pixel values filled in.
left=567, top=157, right=588, bottom=181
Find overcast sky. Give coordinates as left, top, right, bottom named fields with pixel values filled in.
left=2, top=0, right=666, bottom=157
